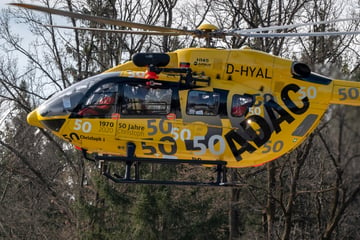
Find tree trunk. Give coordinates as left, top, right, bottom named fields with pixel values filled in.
left=229, top=169, right=242, bottom=239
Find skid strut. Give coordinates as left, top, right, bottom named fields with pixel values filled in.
left=83, top=143, right=230, bottom=186
left=124, top=142, right=136, bottom=180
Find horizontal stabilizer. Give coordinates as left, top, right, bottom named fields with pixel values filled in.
left=330, top=79, right=360, bottom=106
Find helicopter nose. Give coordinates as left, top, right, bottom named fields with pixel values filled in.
left=27, top=109, right=43, bottom=128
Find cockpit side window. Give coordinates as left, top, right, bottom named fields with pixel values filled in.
left=231, top=94, right=254, bottom=117
left=122, top=84, right=173, bottom=115
left=78, top=83, right=118, bottom=118
left=186, top=90, right=220, bottom=116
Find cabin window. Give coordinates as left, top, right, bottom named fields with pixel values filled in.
left=77, top=82, right=118, bottom=117
left=187, top=90, right=220, bottom=116
left=231, top=94, right=254, bottom=117
left=122, top=84, right=172, bottom=115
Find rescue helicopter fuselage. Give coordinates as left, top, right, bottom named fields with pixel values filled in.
left=27, top=47, right=360, bottom=168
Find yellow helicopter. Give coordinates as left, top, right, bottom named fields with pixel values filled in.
left=10, top=3, right=360, bottom=185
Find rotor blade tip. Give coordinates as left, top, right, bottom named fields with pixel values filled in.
left=8, top=3, right=23, bottom=7
left=8, top=3, right=35, bottom=9
left=8, top=3, right=22, bottom=6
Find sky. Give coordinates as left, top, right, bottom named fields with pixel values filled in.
left=0, top=1, right=63, bottom=116
left=1, top=1, right=36, bottom=64
left=0, top=1, right=70, bottom=74
left=0, top=2, right=34, bottom=121
left=0, top=2, right=7, bottom=8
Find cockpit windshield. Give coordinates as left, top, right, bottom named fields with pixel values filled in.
left=38, top=74, right=106, bottom=117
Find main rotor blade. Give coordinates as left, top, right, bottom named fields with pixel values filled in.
left=44, top=25, right=185, bottom=36
left=9, top=3, right=192, bottom=35
left=239, top=17, right=360, bottom=33
left=231, top=30, right=360, bottom=38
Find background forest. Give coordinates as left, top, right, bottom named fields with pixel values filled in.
left=1, top=0, right=360, bottom=239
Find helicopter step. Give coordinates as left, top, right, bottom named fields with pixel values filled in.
left=82, top=143, right=231, bottom=186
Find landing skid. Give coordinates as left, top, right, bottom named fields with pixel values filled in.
left=81, top=144, right=231, bottom=187
left=100, top=159, right=229, bottom=186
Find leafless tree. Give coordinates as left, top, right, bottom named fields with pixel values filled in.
left=1, top=0, right=360, bottom=239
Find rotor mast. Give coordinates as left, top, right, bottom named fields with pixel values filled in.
left=197, top=23, right=220, bottom=48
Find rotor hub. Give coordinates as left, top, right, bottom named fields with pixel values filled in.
left=197, top=23, right=219, bottom=32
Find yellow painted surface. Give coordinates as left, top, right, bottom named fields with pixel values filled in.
left=29, top=47, right=360, bottom=168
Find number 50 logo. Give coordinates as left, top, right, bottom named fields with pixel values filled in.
left=74, top=119, right=92, bottom=133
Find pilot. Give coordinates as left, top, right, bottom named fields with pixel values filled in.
left=78, top=84, right=117, bottom=116
left=78, top=93, right=115, bottom=116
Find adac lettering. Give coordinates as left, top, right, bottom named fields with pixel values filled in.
left=226, top=64, right=272, bottom=79
left=225, top=83, right=310, bottom=161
